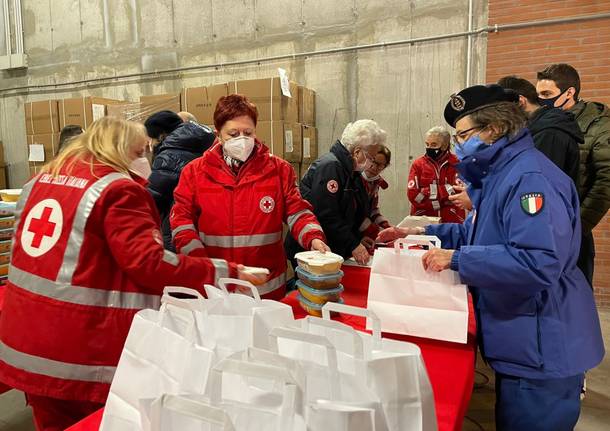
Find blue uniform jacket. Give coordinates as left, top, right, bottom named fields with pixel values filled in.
left=427, top=129, right=604, bottom=379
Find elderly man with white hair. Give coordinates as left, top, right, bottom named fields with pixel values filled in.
left=406, top=125, right=466, bottom=223
left=285, top=119, right=387, bottom=265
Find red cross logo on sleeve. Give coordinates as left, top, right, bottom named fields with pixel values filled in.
left=21, top=199, right=64, bottom=258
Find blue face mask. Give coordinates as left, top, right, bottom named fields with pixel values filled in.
left=455, top=134, right=488, bottom=161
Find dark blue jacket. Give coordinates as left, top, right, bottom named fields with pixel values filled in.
left=148, top=122, right=215, bottom=250
left=427, top=129, right=604, bottom=379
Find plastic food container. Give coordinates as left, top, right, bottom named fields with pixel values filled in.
left=0, top=189, right=21, bottom=202
left=296, top=280, right=343, bottom=305
left=296, top=266, right=343, bottom=289
left=0, top=217, right=14, bottom=230
left=297, top=293, right=344, bottom=317
left=295, top=251, right=344, bottom=275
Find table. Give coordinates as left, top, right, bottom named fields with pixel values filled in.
left=68, top=265, right=477, bottom=431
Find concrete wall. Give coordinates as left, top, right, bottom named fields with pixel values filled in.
left=0, top=0, right=488, bottom=225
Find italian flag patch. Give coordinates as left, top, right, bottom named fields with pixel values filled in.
left=520, top=192, right=544, bottom=216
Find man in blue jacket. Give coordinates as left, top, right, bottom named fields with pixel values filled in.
left=378, top=85, right=604, bottom=431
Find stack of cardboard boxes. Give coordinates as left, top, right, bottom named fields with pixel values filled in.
left=0, top=142, right=6, bottom=189
left=25, top=100, right=61, bottom=176
left=22, top=77, right=317, bottom=180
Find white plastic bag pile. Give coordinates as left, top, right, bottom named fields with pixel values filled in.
left=100, top=278, right=437, bottom=431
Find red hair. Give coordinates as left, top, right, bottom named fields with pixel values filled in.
left=213, top=94, right=258, bottom=131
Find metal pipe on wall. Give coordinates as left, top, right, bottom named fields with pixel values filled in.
left=1, top=11, right=610, bottom=95
left=465, top=0, right=474, bottom=87
left=2, top=0, right=11, bottom=56
left=14, top=0, right=24, bottom=54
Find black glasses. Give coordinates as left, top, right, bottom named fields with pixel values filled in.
left=452, top=126, right=482, bottom=144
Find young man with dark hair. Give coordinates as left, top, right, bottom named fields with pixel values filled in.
left=498, top=75, right=581, bottom=186
left=536, top=64, right=610, bottom=287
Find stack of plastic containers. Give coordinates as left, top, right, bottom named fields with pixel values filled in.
left=0, top=200, right=17, bottom=287
left=293, top=251, right=345, bottom=317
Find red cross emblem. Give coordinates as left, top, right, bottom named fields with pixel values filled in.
left=28, top=207, right=56, bottom=248
left=21, top=199, right=63, bottom=258
left=259, top=196, right=275, bottom=214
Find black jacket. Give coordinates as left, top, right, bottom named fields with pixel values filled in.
left=285, top=141, right=370, bottom=261
left=148, top=122, right=215, bottom=250
left=528, top=106, right=582, bottom=186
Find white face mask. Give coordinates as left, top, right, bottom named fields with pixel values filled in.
left=361, top=171, right=380, bottom=182
left=354, top=149, right=370, bottom=172
left=223, top=135, right=255, bottom=162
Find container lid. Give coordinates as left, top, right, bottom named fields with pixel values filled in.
left=0, top=189, right=21, bottom=195
left=295, top=266, right=343, bottom=281
left=296, top=280, right=344, bottom=296
left=297, top=293, right=344, bottom=310
left=295, top=251, right=344, bottom=267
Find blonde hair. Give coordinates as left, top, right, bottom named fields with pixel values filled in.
left=42, top=117, right=146, bottom=178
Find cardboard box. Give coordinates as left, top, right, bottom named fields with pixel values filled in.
left=256, top=121, right=284, bottom=158
left=140, top=93, right=181, bottom=116
left=283, top=123, right=302, bottom=163
left=0, top=166, right=6, bottom=189
left=298, top=86, right=316, bottom=126
left=229, top=78, right=298, bottom=122
left=27, top=134, right=60, bottom=171
left=58, top=97, right=122, bottom=129
left=106, top=102, right=151, bottom=123
left=24, top=100, right=60, bottom=135
left=256, top=121, right=302, bottom=161
left=181, top=84, right=228, bottom=126
left=0, top=142, right=5, bottom=166
left=301, top=125, right=318, bottom=164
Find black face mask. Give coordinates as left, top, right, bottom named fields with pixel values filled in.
left=538, top=89, right=569, bottom=110
left=426, top=148, right=443, bottom=160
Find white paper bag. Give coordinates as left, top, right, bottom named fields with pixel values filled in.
left=145, top=394, right=235, bottom=431
left=101, top=287, right=216, bottom=431
left=310, top=302, right=438, bottom=431
left=208, top=358, right=307, bottom=431
left=367, top=236, right=468, bottom=343
left=307, top=400, right=376, bottom=431
left=202, top=278, right=295, bottom=356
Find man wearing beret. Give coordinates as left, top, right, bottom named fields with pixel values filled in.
left=379, top=84, right=604, bottom=431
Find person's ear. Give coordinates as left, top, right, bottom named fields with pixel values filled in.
left=565, top=87, right=576, bottom=101
left=518, top=95, right=528, bottom=110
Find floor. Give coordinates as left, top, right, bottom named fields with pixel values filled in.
left=0, top=311, right=608, bottom=431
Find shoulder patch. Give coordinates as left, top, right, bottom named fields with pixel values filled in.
left=327, top=180, right=339, bottom=194
left=520, top=192, right=544, bottom=216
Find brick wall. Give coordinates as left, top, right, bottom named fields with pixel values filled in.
left=486, top=0, right=610, bottom=307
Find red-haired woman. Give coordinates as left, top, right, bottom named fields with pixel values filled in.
left=171, top=94, right=329, bottom=299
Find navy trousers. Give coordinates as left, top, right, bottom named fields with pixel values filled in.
left=495, top=372, right=584, bottom=431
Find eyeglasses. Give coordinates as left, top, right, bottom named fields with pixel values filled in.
left=363, top=152, right=387, bottom=170
left=452, top=126, right=482, bottom=144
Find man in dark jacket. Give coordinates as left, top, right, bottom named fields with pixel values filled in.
left=537, top=64, right=610, bottom=286
left=285, top=119, right=386, bottom=266
left=146, top=112, right=216, bottom=250
left=498, top=76, right=582, bottom=186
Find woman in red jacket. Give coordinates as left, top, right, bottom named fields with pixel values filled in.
left=0, top=117, right=258, bottom=430
left=171, top=94, right=329, bottom=300
left=407, top=126, right=466, bottom=223
left=360, top=145, right=392, bottom=248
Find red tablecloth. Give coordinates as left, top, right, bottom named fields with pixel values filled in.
left=67, top=265, right=476, bottom=431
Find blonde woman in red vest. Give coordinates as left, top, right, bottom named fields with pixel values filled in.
left=0, top=117, right=261, bottom=430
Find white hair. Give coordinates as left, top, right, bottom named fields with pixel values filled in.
left=425, top=126, right=450, bottom=143
left=340, top=119, right=387, bottom=151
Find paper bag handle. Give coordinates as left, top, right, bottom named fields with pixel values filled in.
left=161, top=286, right=205, bottom=309
left=269, top=327, right=339, bottom=372
left=395, top=235, right=441, bottom=252
left=158, top=395, right=235, bottom=430
left=304, top=316, right=365, bottom=359
left=218, top=278, right=262, bottom=302
left=322, top=303, right=382, bottom=349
